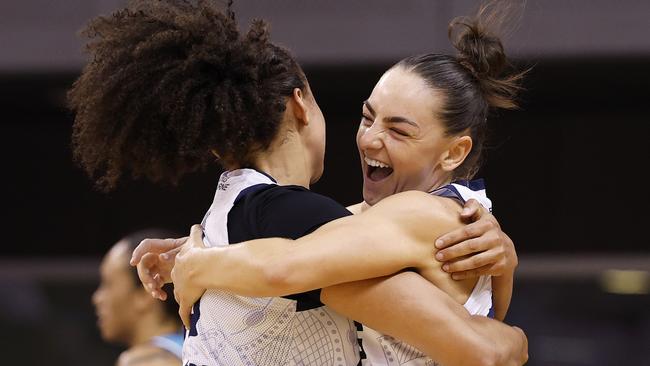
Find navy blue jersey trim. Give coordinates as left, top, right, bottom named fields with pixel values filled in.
left=188, top=298, right=201, bottom=337
left=284, top=290, right=324, bottom=311
left=453, top=178, right=486, bottom=191
left=354, top=321, right=367, bottom=362
left=429, top=178, right=486, bottom=204
left=429, top=185, right=465, bottom=204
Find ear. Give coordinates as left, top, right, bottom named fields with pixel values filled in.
left=288, top=87, right=310, bottom=127
left=440, top=135, right=473, bottom=172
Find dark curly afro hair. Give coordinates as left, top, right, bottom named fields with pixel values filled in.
left=68, top=0, right=306, bottom=190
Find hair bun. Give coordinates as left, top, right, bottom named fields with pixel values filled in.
left=447, top=2, right=527, bottom=110
left=450, top=18, right=506, bottom=79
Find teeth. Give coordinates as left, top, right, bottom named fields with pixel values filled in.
left=364, top=156, right=391, bottom=169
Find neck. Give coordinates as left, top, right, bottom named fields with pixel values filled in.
left=129, top=312, right=180, bottom=347
left=360, top=174, right=454, bottom=212
left=425, top=175, right=454, bottom=194
left=252, top=131, right=312, bottom=188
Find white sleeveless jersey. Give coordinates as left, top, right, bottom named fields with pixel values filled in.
left=358, top=180, right=494, bottom=366
left=182, top=169, right=360, bottom=366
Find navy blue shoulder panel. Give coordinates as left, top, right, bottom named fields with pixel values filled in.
left=234, top=183, right=275, bottom=205
left=227, top=184, right=351, bottom=311
left=429, top=178, right=487, bottom=205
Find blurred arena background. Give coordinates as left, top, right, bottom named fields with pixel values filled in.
left=1, top=0, right=649, bottom=365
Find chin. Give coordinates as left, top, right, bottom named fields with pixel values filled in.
left=97, top=320, right=118, bottom=342
left=362, top=188, right=382, bottom=206
left=99, top=327, right=115, bottom=342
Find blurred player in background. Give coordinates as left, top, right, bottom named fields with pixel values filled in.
left=93, top=229, right=184, bottom=366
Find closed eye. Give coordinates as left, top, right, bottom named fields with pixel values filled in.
left=361, top=114, right=373, bottom=126
left=391, top=128, right=409, bottom=136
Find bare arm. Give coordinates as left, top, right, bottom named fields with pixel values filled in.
left=182, top=191, right=459, bottom=297
left=492, top=274, right=514, bottom=321
left=321, top=271, right=528, bottom=366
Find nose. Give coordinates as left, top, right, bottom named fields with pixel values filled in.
left=92, top=288, right=101, bottom=306
left=358, top=123, right=384, bottom=152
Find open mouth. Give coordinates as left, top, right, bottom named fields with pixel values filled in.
left=364, top=156, right=394, bottom=182
left=367, top=165, right=394, bottom=181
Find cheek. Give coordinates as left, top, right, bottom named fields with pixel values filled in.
left=390, top=144, right=431, bottom=179
left=106, top=285, right=134, bottom=317
left=100, top=290, right=119, bottom=317
left=391, top=150, right=412, bottom=175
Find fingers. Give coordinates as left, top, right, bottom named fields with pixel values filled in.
left=130, top=236, right=187, bottom=266
left=138, top=253, right=170, bottom=300
left=137, top=253, right=159, bottom=288
left=153, top=273, right=166, bottom=290
left=172, top=272, right=187, bottom=330
left=170, top=247, right=203, bottom=330
left=435, top=218, right=497, bottom=249
left=436, top=237, right=491, bottom=262
left=173, top=285, right=192, bottom=330
left=462, top=199, right=491, bottom=223
left=189, top=224, right=207, bottom=248
left=159, top=246, right=183, bottom=261
left=442, top=249, right=503, bottom=274
left=173, top=288, right=187, bottom=328
left=142, top=270, right=167, bottom=300
left=460, top=199, right=481, bottom=219
left=190, top=224, right=202, bottom=239
left=151, top=288, right=167, bottom=300
left=179, top=302, right=191, bottom=330
left=172, top=282, right=185, bottom=329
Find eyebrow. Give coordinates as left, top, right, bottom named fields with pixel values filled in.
left=363, top=100, right=420, bottom=128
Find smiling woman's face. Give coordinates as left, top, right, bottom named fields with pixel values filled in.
left=357, top=66, right=459, bottom=206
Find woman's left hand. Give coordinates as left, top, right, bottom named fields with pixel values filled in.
left=171, top=224, right=208, bottom=329
left=434, top=199, right=518, bottom=280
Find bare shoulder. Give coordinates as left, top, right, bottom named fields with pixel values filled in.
left=368, top=190, right=462, bottom=224
left=116, top=345, right=180, bottom=366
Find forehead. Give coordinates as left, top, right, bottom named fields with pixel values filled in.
left=100, top=241, right=131, bottom=275
left=367, top=67, right=443, bottom=124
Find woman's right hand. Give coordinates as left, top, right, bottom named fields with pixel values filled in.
left=172, top=225, right=208, bottom=329
left=434, top=199, right=517, bottom=280
left=130, top=236, right=188, bottom=300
